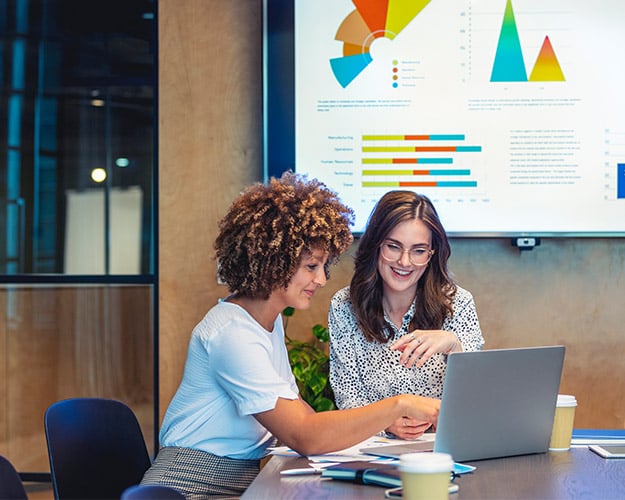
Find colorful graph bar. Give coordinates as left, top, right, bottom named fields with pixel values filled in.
left=490, top=0, right=565, bottom=83
left=363, top=134, right=465, bottom=141
left=618, top=163, right=625, bottom=199
left=363, top=158, right=453, bottom=164
left=491, top=0, right=526, bottom=82
left=363, top=146, right=482, bottom=153
left=363, top=181, right=478, bottom=188
left=529, top=36, right=565, bottom=81
left=363, top=169, right=471, bottom=176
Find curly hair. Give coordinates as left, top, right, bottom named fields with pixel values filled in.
left=215, top=172, right=354, bottom=299
left=350, top=191, right=456, bottom=343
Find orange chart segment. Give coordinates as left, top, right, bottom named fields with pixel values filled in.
left=386, top=0, right=431, bottom=37
left=352, top=0, right=389, bottom=35
left=343, top=43, right=362, bottom=57
left=529, top=36, right=565, bottom=81
left=335, top=9, right=374, bottom=48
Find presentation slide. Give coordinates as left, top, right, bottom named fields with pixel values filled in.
left=291, top=0, right=625, bottom=235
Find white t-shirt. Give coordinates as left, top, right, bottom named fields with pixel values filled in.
left=159, top=300, right=299, bottom=460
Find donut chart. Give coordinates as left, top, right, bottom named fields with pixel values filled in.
left=330, top=0, right=431, bottom=88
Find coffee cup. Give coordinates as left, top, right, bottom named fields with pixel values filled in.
left=549, top=394, right=577, bottom=451
left=399, top=452, right=454, bottom=500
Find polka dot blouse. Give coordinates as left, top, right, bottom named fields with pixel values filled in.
left=328, top=285, right=484, bottom=408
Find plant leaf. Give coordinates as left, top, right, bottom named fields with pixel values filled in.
left=307, top=372, right=327, bottom=396
left=312, top=323, right=330, bottom=343
left=282, top=308, right=335, bottom=411
left=311, top=395, right=336, bottom=412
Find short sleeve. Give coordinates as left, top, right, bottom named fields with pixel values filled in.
left=208, top=316, right=299, bottom=416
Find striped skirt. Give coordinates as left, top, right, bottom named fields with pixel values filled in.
left=141, top=446, right=260, bottom=499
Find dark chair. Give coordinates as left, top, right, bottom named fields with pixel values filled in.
left=0, top=454, right=28, bottom=500
left=44, top=398, right=151, bottom=499
left=121, top=484, right=185, bottom=499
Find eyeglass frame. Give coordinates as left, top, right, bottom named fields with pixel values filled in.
left=379, top=240, right=435, bottom=266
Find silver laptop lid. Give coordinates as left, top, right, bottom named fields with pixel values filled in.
left=433, top=345, right=565, bottom=461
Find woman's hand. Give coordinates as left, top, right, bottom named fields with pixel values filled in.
left=390, top=330, right=462, bottom=368
left=386, top=416, right=432, bottom=440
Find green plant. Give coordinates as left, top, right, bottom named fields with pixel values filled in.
left=283, top=307, right=336, bottom=412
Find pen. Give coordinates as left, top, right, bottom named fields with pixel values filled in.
left=280, top=468, right=323, bottom=476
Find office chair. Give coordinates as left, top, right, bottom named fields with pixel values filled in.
left=121, top=484, right=185, bottom=499
left=44, top=397, right=151, bottom=499
left=0, top=454, right=28, bottom=500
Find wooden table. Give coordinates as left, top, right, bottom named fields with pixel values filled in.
left=242, top=447, right=625, bottom=499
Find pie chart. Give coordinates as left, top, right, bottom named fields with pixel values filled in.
left=330, top=0, right=431, bottom=88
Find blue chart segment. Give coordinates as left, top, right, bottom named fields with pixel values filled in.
left=618, top=164, right=625, bottom=199
left=330, top=53, right=374, bottom=89
left=491, top=0, right=527, bottom=81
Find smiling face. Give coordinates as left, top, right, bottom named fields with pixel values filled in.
left=273, top=248, right=329, bottom=311
left=377, top=218, right=432, bottom=299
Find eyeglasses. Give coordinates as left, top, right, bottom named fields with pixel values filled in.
left=379, top=241, right=434, bottom=266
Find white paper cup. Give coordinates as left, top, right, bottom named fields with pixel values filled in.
left=549, top=394, right=577, bottom=451
left=399, top=452, right=454, bottom=500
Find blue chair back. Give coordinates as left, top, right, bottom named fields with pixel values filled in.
left=44, top=398, right=151, bottom=499
left=121, top=484, right=185, bottom=499
left=0, top=454, right=28, bottom=499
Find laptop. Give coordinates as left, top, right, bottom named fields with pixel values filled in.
left=361, top=345, right=565, bottom=462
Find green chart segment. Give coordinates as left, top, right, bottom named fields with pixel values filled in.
left=361, top=134, right=481, bottom=188
left=491, top=0, right=565, bottom=82
left=330, top=0, right=431, bottom=88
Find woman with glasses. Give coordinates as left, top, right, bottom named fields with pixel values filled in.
left=329, top=191, right=484, bottom=440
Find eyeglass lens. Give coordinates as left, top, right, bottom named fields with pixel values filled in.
left=380, top=242, right=432, bottom=265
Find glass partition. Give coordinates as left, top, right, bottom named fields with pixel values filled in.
left=0, top=0, right=155, bottom=274
left=0, top=0, right=157, bottom=480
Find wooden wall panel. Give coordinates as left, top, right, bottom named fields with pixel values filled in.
left=449, top=238, right=625, bottom=429
left=158, top=0, right=625, bottom=430
left=158, top=0, right=262, bottom=418
left=0, top=293, right=6, bottom=448
left=0, top=286, right=153, bottom=473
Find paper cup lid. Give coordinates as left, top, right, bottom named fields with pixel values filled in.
left=398, top=452, right=454, bottom=473
left=557, top=394, right=577, bottom=407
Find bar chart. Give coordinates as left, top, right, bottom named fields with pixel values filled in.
left=360, top=134, right=481, bottom=189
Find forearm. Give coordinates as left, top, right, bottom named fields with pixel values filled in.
left=256, top=395, right=438, bottom=457
left=286, top=397, right=407, bottom=456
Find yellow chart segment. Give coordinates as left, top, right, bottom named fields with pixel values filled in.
left=386, top=0, right=431, bottom=37
left=337, top=0, right=432, bottom=46
left=529, top=36, right=565, bottom=81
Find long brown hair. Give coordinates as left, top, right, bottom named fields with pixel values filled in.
left=350, top=191, right=456, bottom=342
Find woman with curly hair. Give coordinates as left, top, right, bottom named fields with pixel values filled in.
left=141, top=174, right=441, bottom=498
left=329, top=191, right=484, bottom=441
